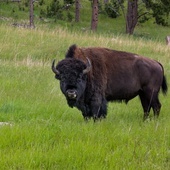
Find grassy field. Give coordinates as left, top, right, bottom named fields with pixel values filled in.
left=0, top=23, right=170, bottom=169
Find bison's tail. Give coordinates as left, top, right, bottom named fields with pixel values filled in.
left=162, top=75, right=168, bottom=95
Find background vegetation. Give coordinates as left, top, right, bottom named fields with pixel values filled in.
left=0, top=0, right=170, bottom=40
left=0, top=0, right=170, bottom=169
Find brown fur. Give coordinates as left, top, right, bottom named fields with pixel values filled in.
left=54, top=44, right=167, bottom=120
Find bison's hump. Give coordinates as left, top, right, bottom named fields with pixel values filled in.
left=66, top=44, right=77, bottom=58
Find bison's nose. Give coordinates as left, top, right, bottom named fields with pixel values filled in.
left=66, top=89, right=77, bottom=99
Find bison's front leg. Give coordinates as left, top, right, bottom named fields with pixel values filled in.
left=82, top=106, right=93, bottom=121
left=91, top=96, right=107, bottom=121
left=76, top=100, right=92, bottom=120
left=92, top=106, right=101, bottom=121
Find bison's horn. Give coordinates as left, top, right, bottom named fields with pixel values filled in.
left=83, top=57, right=91, bottom=74
left=51, top=59, right=60, bottom=75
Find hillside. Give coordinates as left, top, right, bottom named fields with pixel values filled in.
left=0, top=0, right=170, bottom=42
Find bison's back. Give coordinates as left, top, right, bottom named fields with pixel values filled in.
left=67, top=45, right=164, bottom=101
left=82, top=48, right=164, bottom=101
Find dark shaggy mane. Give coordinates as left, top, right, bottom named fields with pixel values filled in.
left=65, top=44, right=77, bottom=58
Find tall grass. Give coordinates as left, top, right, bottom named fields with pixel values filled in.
left=0, top=24, right=170, bottom=169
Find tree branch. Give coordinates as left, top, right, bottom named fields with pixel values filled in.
left=137, top=11, right=150, bottom=19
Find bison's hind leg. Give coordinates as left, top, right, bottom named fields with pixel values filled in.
left=139, top=89, right=161, bottom=120
left=139, top=96, right=150, bottom=120
left=150, top=92, right=161, bottom=118
left=139, top=89, right=152, bottom=120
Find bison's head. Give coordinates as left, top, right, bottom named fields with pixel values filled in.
left=52, top=58, right=91, bottom=107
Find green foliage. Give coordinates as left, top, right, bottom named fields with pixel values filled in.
left=152, top=2, right=169, bottom=26
left=39, top=0, right=45, bottom=6
left=143, top=0, right=170, bottom=26
left=105, top=2, right=119, bottom=18
left=46, top=0, right=63, bottom=19
left=24, top=0, right=29, bottom=7
left=64, top=0, right=75, bottom=5
left=18, top=4, right=25, bottom=12
left=67, top=11, right=73, bottom=22
left=138, top=0, right=152, bottom=24
left=40, top=8, right=46, bottom=18
left=104, top=0, right=124, bottom=18
left=45, top=0, right=74, bottom=22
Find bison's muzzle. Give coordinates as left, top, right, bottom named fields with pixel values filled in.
left=66, top=89, right=77, bottom=99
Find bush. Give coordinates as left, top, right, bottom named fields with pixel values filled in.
left=104, top=0, right=124, bottom=19
left=143, top=1, right=170, bottom=26
left=152, top=3, right=169, bottom=26
left=64, top=0, right=75, bottom=5
left=46, top=0, right=63, bottom=20
left=67, top=11, right=73, bottom=22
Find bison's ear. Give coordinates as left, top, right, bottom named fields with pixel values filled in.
left=51, top=59, right=60, bottom=75
left=83, top=57, right=91, bottom=74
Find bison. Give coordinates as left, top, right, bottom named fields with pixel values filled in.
left=52, top=44, right=168, bottom=121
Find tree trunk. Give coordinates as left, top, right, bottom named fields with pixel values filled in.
left=91, top=0, right=98, bottom=31
left=126, top=0, right=138, bottom=35
left=75, top=0, right=80, bottom=22
left=29, top=0, right=35, bottom=28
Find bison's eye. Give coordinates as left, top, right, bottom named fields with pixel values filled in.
left=61, top=78, right=66, bottom=83
left=77, top=74, right=84, bottom=82
left=60, top=75, right=66, bottom=82
left=77, top=78, right=82, bottom=83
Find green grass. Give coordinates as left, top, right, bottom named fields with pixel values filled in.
left=0, top=22, right=170, bottom=169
